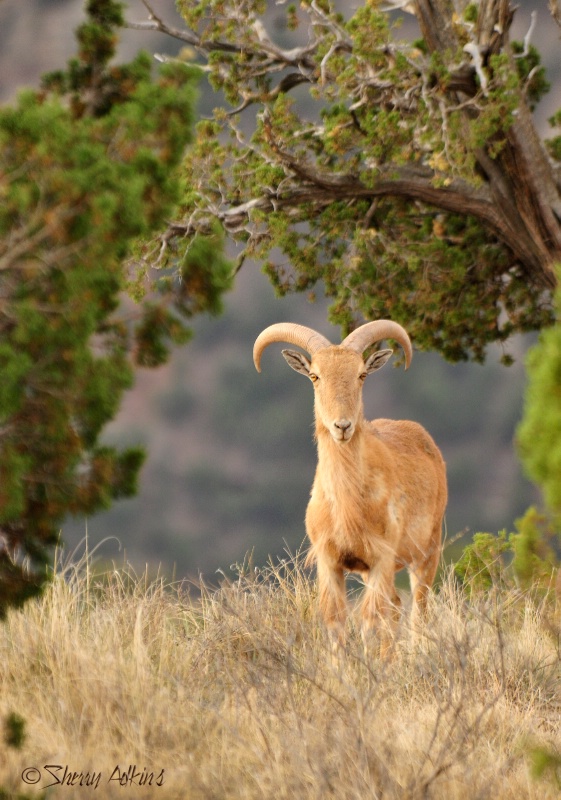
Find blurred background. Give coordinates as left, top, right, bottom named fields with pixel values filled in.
left=1, top=0, right=558, bottom=580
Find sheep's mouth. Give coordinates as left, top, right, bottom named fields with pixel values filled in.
left=331, top=428, right=354, bottom=442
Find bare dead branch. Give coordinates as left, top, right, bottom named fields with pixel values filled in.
left=127, top=0, right=240, bottom=53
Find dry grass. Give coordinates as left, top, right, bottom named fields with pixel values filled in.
left=0, top=549, right=560, bottom=799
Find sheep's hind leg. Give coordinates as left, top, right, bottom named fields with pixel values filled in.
left=408, top=540, right=440, bottom=645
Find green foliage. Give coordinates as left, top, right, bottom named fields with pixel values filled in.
left=0, top=713, right=40, bottom=800
left=0, top=0, right=229, bottom=614
left=454, top=530, right=511, bottom=592
left=527, top=744, right=561, bottom=791
left=510, top=506, right=559, bottom=589
left=173, top=0, right=557, bottom=363
left=178, top=232, right=234, bottom=315
left=3, top=712, right=25, bottom=749
left=463, top=4, right=478, bottom=24
left=454, top=507, right=559, bottom=594
left=511, top=41, right=550, bottom=110
left=546, top=110, right=561, bottom=162
left=517, top=270, right=561, bottom=515
left=134, top=304, right=193, bottom=368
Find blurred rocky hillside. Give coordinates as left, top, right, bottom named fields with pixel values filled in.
left=2, top=0, right=557, bottom=579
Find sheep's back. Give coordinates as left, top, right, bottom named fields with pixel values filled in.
left=367, top=418, right=443, bottom=463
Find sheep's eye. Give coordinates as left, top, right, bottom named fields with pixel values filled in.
left=309, top=373, right=319, bottom=383
left=359, top=372, right=367, bottom=382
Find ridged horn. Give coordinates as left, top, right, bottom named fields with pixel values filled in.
left=253, top=323, right=331, bottom=372
left=341, top=320, right=413, bottom=369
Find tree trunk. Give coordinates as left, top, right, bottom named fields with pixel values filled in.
left=416, top=0, right=561, bottom=289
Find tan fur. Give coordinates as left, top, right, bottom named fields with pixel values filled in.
left=297, top=347, right=446, bottom=654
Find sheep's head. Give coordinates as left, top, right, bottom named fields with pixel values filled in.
left=253, top=321, right=412, bottom=444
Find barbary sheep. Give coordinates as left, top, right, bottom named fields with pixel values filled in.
left=253, top=320, right=447, bottom=655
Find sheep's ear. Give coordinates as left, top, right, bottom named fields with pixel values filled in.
left=364, top=348, right=393, bottom=374
left=282, top=349, right=311, bottom=376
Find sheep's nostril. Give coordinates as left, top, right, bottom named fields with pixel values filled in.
left=334, top=419, right=352, bottom=431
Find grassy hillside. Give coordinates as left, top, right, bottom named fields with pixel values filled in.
left=1, top=551, right=560, bottom=799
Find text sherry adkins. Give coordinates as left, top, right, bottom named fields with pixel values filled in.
left=24, top=764, right=165, bottom=789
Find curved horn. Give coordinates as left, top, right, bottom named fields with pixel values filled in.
left=342, top=320, right=413, bottom=369
left=253, top=323, right=331, bottom=372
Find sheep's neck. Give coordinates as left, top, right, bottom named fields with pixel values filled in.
left=315, top=420, right=368, bottom=533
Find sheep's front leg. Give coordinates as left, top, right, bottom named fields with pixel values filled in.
left=360, top=558, right=400, bottom=659
left=316, top=559, right=347, bottom=657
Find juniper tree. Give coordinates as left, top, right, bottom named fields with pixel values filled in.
left=0, top=0, right=231, bottom=614
left=517, top=290, right=561, bottom=518
left=127, top=0, right=561, bottom=520
left=129, top=0, right=561, bottom=363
